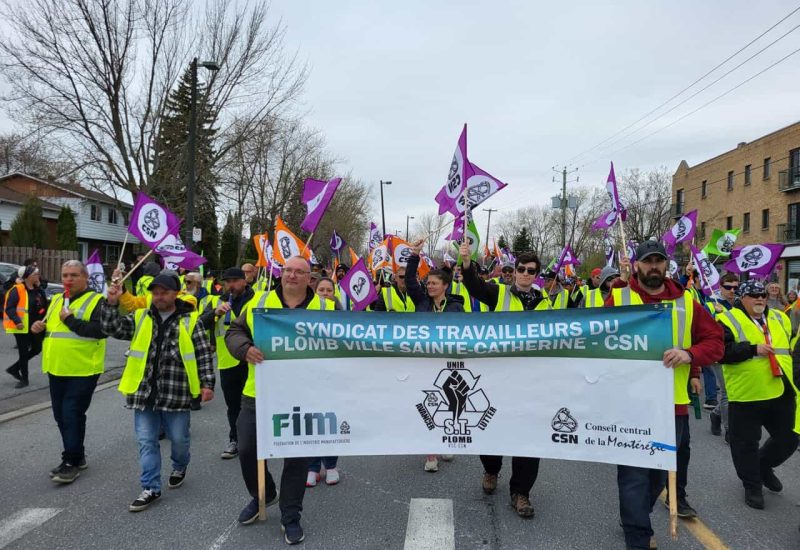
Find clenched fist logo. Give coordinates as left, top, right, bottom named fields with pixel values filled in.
left=443, top=370, right=470, bottom=421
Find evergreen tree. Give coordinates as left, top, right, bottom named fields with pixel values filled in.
left=497, top=235, right=508, bottom=251
left=150, top=66, right=220, bottom=270
left=219, top=212, right=240, bottom=269
left=55, top=206, right=78, bottom=250
left=10, top=197, right=46, bottom=247
left=512, top=227, right=532, bottom=253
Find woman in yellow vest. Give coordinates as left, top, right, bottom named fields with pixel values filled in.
left=4, top=265, right=47, bottom=388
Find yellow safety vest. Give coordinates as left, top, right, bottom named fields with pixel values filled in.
left=241, top=291, right=335, bottom=397
left=118, top=309, right=202, bottom=398
left=717, top=308, right=795, bottom=403
left=549, top=288, right=570, bottom=310
left=3, top=283, right=28, bottom=333
left=381, top=286, right=415, bottom=312
left=252, top=278, right=268, bottom=292
left=582, top=288, right=605, bottom=308
left=202, top=293, right=248, bottom=370
left=203, top=280, right=215, bottom=294
left=136, top=275, right=154, bottom=297
left=495, top=284, right=551, bottom=312
left=611, top=287, right=693, bottom=405
left=450, top=281, right=472, bottom=313
left=42, top=292, right=106, bottom=376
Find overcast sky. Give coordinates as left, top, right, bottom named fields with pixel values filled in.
left=268, top=0, right=800, bottom=241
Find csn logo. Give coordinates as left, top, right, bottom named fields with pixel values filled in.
left=551, top=407, right=579, bottom=444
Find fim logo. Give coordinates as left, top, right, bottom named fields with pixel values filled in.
left=416, top=363, right=496, bottom=445
left=551, top=407, right=579, bottom=444
left=272, top=406, right=341, bottom=437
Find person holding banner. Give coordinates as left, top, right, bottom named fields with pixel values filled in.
left=717, top=279, right=798, bottom=510
left=224, top=256, right=335, bottom=545
left=607, top=241, right=723, bottom=549
left=459, top=241, right=548, bottom=518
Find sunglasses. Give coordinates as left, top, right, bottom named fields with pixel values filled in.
left=721, top=284, right=739, bottom=290
left=516, top=267, right=538, bottom=275
left=745, top=292, right=767, bottom=299
left=396, top=275, right=405, bottom=279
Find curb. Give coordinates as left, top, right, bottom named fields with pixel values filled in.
left=0, top=377, right=119, bottom=425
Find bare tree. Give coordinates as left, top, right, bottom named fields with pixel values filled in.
left=412, top=211, right=447, bottom=257
left=619, top=167, right=672, bottom=244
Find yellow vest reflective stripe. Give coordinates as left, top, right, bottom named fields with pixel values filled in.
left=3, top=283, right=28, bottom=333
left=118, top=310, right=201, bottom=397
left=382, top=286, right=415, bottom=312
left=718, top=308, right=795, bottom=403
left=136, top=275, right=154, bottom=297
left=549, top=288, right=570, bottom=310
left=495, top=285, right=551, bottom=312
left=42, top=292, right=106, bottom=376
left=611, top=287, right=693, bottom=405
left=582, top=288, right=605, bottom=308
left=215, top=295, right=249, bottom=370
left=450, top=282, right=472, bottom=313
left=242, top=291, right=335, bottom=397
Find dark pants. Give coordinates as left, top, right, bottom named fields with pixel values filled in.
left=237, top=396, right=310, bottom=525
left=220, top=362, right=248, bottom=442
left=617, top=465, right=666, bottom=549
left=308, top=457, right=338, bottom=473
left=702, top=367, right=717, bottom=401
left=9, top=333, right=42, bottom=381
left=667, top=414, right=690, bottom=500
left=479, top=455, right=540, bottom=497
left=48, top=374, right=100, bottom=464
left=729, top=380, right=798, bottom=490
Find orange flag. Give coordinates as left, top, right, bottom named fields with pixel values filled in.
left=253, top=233, right=270, bottom=267
left=388, top=236, right=430, bottom=279
left=273, top=216, right=311, bottom=265
left=349, top=247, right=360, bottom=267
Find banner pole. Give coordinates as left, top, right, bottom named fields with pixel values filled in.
left=300, top=232, right=315, bottom=256
left=116, top=249, right=154, bottom=285
left=617, top=215, right=629, bottom=278
left=117, top=232, right=130, bottom=272
left=668, top=471, right=678, bottom=540
left=258, top=459, right=267, bottom=521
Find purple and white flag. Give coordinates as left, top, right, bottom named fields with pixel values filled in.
left=448, top=162, right=507, bottom=217
left=626, top=241, right=637, bottom=261
left=86, top=249, right=107, bottom=295
left=129, top=193, right=182, bottom=249
left=368, top=222, right=382, bottom=251
left=155, top=234, right=207, bottom=270
left=604, top=237, right=615, bottom=267
left=662, top=210, right=698, bottom=255
left=553, top=245, right=580, bottom=273
left=340, top=258, right=378, bottom=311
left=592, top=209, right=619, bottom=231
left=443, top=252, right=457, bottom=265
left=606, top=162, right=627, bottom=220
left=723, top=244, right=785, bottom=277
left=502, top=247, right=516, bottom=265
left=330, top=230, right=346, bottom=255
left=445, top=215, right=465, bottom=241
left=690, top=245, right=720, bottom=296
left=300, top=177, right=342, bottom=233
left=435, top=124, right=468, bottom=216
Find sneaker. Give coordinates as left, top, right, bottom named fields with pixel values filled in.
left=306, top=471, right=320, bottom=487
left=724, top=430, right=730, bottom=445
left=510, top=493, right=535, bottom=518
left=663, top=496, right=698, bottom=518
left=221, top=441, right=238, bottom=460
left=710, top=411, right=721, bottom=436
left=441, top=454, right=454, bottom=462
left=237, top=491, right=279, bottom=525
left=325, top=468, right=340, bottom=485
left=424, top=455, right=438, bottom=472
left=744, top=487, right=764, bottom=510
left=129, top=489, right=161, bottom=512
left=282, top=521, right=305, bottom=545
left=14, top=379, right=28, bottom=389
left=702, top=399, right=717, bottom=410
left=5, top=365, right=21, bottom=381
left=761, top=469, right=783, bottom=493
left=51, top=463, right=80, bottom=484
left=167, top=469, right=186, bottom=489
left=50, top=457, right=87, bottom=477
left=482, top=472, right=498, bottom=495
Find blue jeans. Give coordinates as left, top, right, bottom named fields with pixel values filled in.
left=134, top=409, right=191, bottom=492
left=617, top=465, right=666, bottom=549
left=48, top=374, right=100, bottom=463
left=308, top=457, right=338, bottom=473
left=703, top=367, right=717, bottom=401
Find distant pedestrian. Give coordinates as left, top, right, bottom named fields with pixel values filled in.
left=4, top=265, right=48, bottom=388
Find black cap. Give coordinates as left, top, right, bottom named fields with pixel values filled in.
left=542, top=270, right=557, bottom=279
left=148, top=273, right=181, bottom=291
left=221, top=267, right=246, bottom=281
left=501, top=264, right=514, bottom=273
left=635, top=240, right=668, bottom=262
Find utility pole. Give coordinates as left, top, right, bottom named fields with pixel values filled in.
left=552, top=166, right=579, bottom=248
left=483, top=208, right=497, bottom=244
left=380, top=180, right=392, bottom=236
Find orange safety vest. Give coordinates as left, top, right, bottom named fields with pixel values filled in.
left=3, top=283, right=28, bottom=333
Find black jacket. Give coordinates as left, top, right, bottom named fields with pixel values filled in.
left=405, top=255, right=465, bottom=312
left=461, top=262, right=548, bottom=311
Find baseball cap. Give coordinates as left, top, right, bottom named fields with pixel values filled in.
left=635, top=240, right=668, bottom=262
left=221, top=267, right=246, bottom=281
left=148, top=273, right=181, bottom=291
left=591, top=268, right=602, bottom=277
left=541, top=270, right=557, bottom=279
left=599, top=266, right=619, bottom=286
left=501, top=264, right=514, bottom=273
left=18, top=265, right=38, bottom=279
left=737, top=279, right=766, bottom=298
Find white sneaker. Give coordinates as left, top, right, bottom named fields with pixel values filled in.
left=306, top=471, right=319, bottom=487
left=424, top=455, right=438, bottom=472
left=441, top=454, right=454, bottom=462
left=325, top=468, right=340, bottom=485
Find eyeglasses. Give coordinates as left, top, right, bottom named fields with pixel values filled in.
left=745, top=292, right=768, bottom=299
left=501, top=269, right=513, bottom=273
left=721, top=284, right=739, bottom=290
left=516, top=267, right=538, bottom=275
left=282, top=268, right=310, bottom=276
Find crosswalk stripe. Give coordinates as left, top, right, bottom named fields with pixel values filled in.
left=403, top=498, right=454, bottom=550
left=0, top=508, right=62, bottom=549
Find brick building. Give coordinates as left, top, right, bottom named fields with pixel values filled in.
left=672, top=121, right=800, bottom=292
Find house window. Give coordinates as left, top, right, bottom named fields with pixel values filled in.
left=743, top=212, right=750, bottom=233
left=727, top=171, right=734, bottom=191
left=675, top=188, right=684, bottom=215
left=105, top=244, right=120, bottom=265
left=700, top=221, right=706, bottom=240
left=762, top=209, right=770, bottom=230
left=726, top=216, right=733, bottom=230
left=123, top=210, right=130, bottom=226
left=701, top=180, right=707, bottom=198
left=744, top=164, right=751, bottom=186
left=764, top=157, right=771, bottom=180
left=108, top=208, right=118, bottom=224
left=90, top=204, right=100, bottom=221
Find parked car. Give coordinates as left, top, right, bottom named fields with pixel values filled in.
left=0, top=262, right=65, bottom=302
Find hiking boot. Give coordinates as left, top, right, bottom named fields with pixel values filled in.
left=761, top=469, right=783, bottom=493
left=167, top=469, right=186, bottom=489
left=282, top=521, right=305, bottom=545
left=5, top=365, right=21, bottom=381
left=510, top=493, right=534, bottom=518
left=237, top=490, right=279, bottom=525
left=50, top=457, right=87, bottom=477
left=744, top=487, right=764, bottom=509
left=14, top=379, right=28, bottom=389
left=129, top=489, right=161, bottom=512
left=664, top=496, right=697, bottom=518
left=306, top=471, right=320, bottom=487
left=51, top=463, right=80, bottom=484
left=482, top=472, right=498, bottom=494
left=424, top=455, right=438, bottom=472
left=710, top=411, right=721, bottom=436
left=221, top=441, right=238, bottom=460
left=325, top=468, right=340, bottom=485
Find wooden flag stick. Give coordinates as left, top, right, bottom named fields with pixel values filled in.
left=115, top=249, right=154, bottom=286
left=258, top=458, right=267, bottom=521
left=668, top=471, right=678, bottom=540
left=117, top=232, right=130, bottom=271
left=300, top=232, right=315, bottom=256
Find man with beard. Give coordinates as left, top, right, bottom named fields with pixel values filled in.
left=718, top=279, right=797, bottom=510
left=605, top=240, right=723, bottom=550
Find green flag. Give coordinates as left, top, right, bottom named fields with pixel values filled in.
left=452, top=216, right=481, bottom=262
left=702, top=229, right=740, bottom=256
left=199, top=250, right=205, bottom=277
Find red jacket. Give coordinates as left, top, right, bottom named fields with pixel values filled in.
left=605, top=275, right=724, bottom=415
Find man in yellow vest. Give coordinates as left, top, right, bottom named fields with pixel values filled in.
left=198, top=267, right=256, bottom=460
left=225, top=256, right=335, bottom=545
left=458, top=242, right=548, bottom=518
left=102, top=273, right=215, bottom=512
left=30, top=260, right=108, bottom=484
left=717, top=279, right=798, bottom=510
left=373, top=266, right=415, bottom=312
left=581, top=266, right=619, bottom=308
left=135, top=262, right=160, bottom=297
left=4, top=265, right=47, bottom=388
left=606, top=241, right=723, bottom=549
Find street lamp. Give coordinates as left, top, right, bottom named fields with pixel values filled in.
left=379, top=180, right=392, bottom=236
left=186, top=58, right=221, bottom=250
left=406, top=216, right=415, bottom=240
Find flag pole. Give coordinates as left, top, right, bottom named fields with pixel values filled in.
left=617, top=214, right=629, bottom=278
left=116, top=249, right=154, bottom=285
left=117, top=232, right=130, bottom=272
left=300, top=232, right=315, bottom=256
left=668, top=471, right=678, bottom=539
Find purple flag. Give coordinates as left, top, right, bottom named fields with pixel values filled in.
left=604, top=237, right=615, bottom=267
left=330, top=230, right=346, bottom=255
left=129, top=192, right=182, bottom=249
left=605, top=162, right=627, bottom=220
left=626, top=241, right=637, bottom=261
left=552, top=245, right=580, bottom=273
left=368, top=222, right=382, bottom=251
left=435, top=124, right=468, bottom=216
left=86, top=249, right=107, bottom=295
left=723, top=244, right=785, bottom=277
left=690, top=245, right=720, bottom=296
left=300, top=177, right=342, bottom=233
left=502, top=247, right=516, bottom=265
left=448, top=162, right=507, bottom=217
left=662, top=210, right=698, bottom=255
left=445, top=215, right=465, bottom=241
left=340, top=258, right=378, bottom=311
left=592, top=209, right=619, bottom=231
left=155, top=234, right=207, bottom=270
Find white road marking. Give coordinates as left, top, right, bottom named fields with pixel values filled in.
left=0, top=508, right=62, bottom=549
left=208, top=519, right=238, bottom=550
left=403, top=498, right=455, bottom=550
